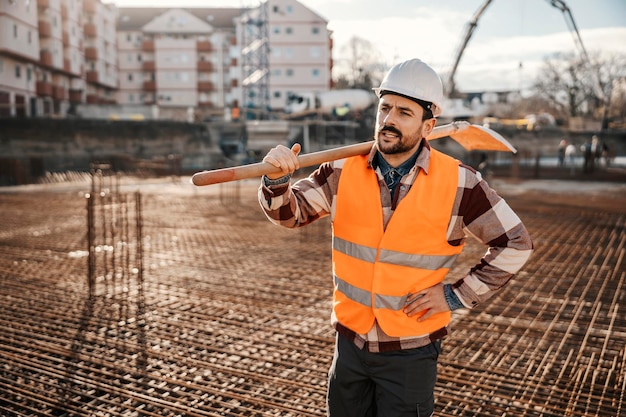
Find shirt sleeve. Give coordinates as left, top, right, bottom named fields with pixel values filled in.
left=258, top=162, right=337, bottom=228
left=451, top=166, right=534, bottom=308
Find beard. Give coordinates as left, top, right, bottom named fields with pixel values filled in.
left=375, top=125, right=422, bottom=155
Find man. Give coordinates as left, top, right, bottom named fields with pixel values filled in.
left=258, top=58, right=533, bottom=417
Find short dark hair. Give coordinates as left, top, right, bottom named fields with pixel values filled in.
left=379, top=90, right=434, bottom=120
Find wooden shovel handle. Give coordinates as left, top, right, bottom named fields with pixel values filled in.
left=191, top=122, right=469, bottom=186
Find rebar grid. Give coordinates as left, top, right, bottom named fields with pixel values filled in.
left=0, top=179, right=623, bottom=416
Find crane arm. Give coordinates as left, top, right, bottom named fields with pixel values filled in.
left=445, top=0, right=494, bottom=97
left=547, top=0, right=605, bottom=101
left=445, top=0, right=604, bottom=104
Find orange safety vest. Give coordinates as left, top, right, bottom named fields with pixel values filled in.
left=332, top=148, right=464, bottom=337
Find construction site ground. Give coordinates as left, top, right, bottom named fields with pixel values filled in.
left=1, top=174, right=625, bottom=417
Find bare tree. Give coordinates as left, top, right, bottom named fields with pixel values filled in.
left=596, top=52, right=626, bottom=126
left=532, top=51, right=626, bottom=125
left=533, top=52, right=594, bottom=118
left=334, top=36, right=386, bottom=89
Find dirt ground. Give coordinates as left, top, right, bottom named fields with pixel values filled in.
left=1, top=175, right=625, bottom=416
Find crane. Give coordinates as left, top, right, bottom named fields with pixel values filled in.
left=445, top=0, right=493, bottom=98
left=445, top=0, right=604, bottom=101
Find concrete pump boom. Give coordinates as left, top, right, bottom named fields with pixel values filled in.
left=445, top=0, right=604, bottom=101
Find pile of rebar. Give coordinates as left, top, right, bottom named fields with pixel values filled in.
left=0, top=178, right=623, bottom=416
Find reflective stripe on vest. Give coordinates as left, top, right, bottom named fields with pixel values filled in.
left=334, top=235, right=458, bottom=270
left=332, top=148, right=464, bottom=337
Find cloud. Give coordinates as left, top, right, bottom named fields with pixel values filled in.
left=329, top=10, right=626, bottom=92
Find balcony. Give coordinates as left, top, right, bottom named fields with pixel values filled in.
left=83, top=0, right=97, bottom=14
left=84, top=23, right=97, bottom=38
left=85, top=47, right=98, bottom=61
left=40, top=50, right=53, bottom=67
left=86, top=94, right=99, bottom=104
left=143, top=81, right=156, bottom=91
left=38, top=20, right=51, bottom=38
left=53, top=86, right=67, bottom=101
left=64, top=59, right=71, bottom=72
left=197, top=81, right=214, bottom=92
left=197, top=41, right=212, bottom=52
left=197, top=61, right=213, bottom=72
left=142, top=61, right=155, bottom=71
left=86, top=70, right=99, bottom=83
left=69, top=89, right=83, bottom=103
left=36, top=81, right=53, bottom=97
left=142, top=41, right=155, bottom=52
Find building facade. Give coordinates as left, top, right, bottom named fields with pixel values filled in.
left=116, top=7, right=241, bottom=121
left=0, top=0, right=117, bottom=118
left=265, top=0, right=332, bottom=110
left=0, top=0, right=332, bottom=120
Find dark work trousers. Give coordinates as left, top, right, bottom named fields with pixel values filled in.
left=327, top=332, right=440, bottom=417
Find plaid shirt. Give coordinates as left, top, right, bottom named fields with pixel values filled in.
left=259, top=141, right=533, bottom=353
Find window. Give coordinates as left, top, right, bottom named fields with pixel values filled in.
left=286, top=69, right=294, bottom=77
left=312, top=69, right=320, bottom=77
left=310, top=47, right=321, bottom=58
left=128, top=73, right=133, bottom=81
left=285, top=27, right=293, bottom=35
left=273, top=26, right=280, bottom=34
left=27, top=68, right=32, bottom=81
left=312, top=27, right=320, bottom=35
left=13, top=24, right=17, bottom=38
left=15, top=65, right=21, bottom=78
left=28, top=31, right=32, bottom=43
left=129, top=93, right=134, bottom=102
left=274, top=91, right=281, bottom=98
left=272, top=69, right=281, bottom=77
left=137, top=53, right=142, bottom=62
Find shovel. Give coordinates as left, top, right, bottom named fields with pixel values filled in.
left=192, top=121, right=515, bottom=186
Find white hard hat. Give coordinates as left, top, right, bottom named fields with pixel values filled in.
left=373, top=58, right=444, bottom=117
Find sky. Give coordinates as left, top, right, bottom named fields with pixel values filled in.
left=110, top=0, right=626, bottom=92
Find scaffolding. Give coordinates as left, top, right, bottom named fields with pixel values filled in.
left=240, top=1, right=270, bottom=120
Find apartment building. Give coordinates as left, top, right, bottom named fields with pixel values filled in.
left=0, top=0, right=116, bottom=117
left=0, top=0, right=332, bottom=120
left=116, top=7, right=240, bottom=120
left=0, top=0, right=40, bottom=117
left=263, top=0, right=332, bottom=110
left=83, top=0, right=118, bottom=105
left=116, top=0, right=332, bottom=118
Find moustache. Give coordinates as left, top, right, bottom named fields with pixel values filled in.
left=378, top=125, right=403, bottom=138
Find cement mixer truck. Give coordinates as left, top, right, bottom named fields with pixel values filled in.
left=284, top=89, right=377, bottom=118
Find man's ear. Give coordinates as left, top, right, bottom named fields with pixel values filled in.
left=421, top=118, right=437, bottom=138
